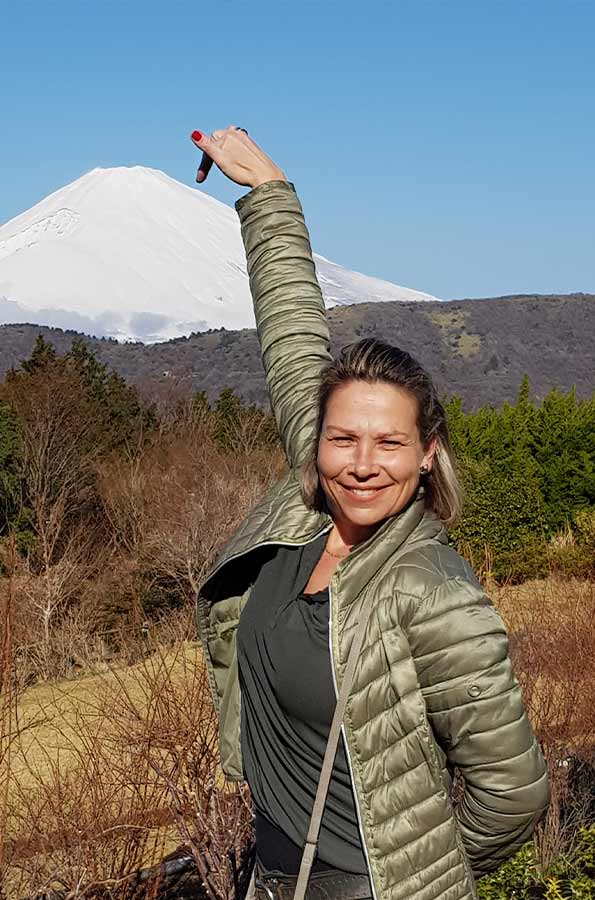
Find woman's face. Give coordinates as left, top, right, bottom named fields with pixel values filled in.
left=317, top=380, right=436, bottom=543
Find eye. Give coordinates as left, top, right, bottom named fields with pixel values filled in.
left=331, top=436, right=353, bottom=444
left=381, top=440, right=402, bottom=448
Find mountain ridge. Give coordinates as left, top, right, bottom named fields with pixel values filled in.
left=1, top=292, right=593, bottom=410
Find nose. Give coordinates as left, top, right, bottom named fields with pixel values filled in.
left=348, top=441, right=380, bottom=479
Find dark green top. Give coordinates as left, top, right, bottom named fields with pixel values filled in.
left=237, top=535, right=368, bottom=874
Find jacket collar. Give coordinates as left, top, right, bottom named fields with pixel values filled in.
left=202, top=470, right=445, bottom=598
left=331, top=487, right=443, bottom=613
left=201, top=471, right=330, bottom=594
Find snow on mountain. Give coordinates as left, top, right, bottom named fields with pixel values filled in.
left=0, top=166, right=440, bottom=343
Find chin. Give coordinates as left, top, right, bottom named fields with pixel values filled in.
left=338, top=493, right=414, bottom=528
left=340, top=506, right=390, bottom=528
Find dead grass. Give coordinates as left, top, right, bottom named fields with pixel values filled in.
left=493, top=575, right=595, bottom=626
left=9, top=642, right=202, bottom=785
left=492, top=576, right=595, bottom=869
left=3, top=562, right=595, bottom=894
left=493, top=575, right=595, bottom=748
left=2, top=640, right=252, bottom=899
left=426, top=308, right=483, bottom=358
left=454, top=332, right=482, bottom=359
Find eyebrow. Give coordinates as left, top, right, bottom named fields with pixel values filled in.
left=325, top=425, right=412, bottom=439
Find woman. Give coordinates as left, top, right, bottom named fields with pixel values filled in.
left=192, top=126, right=549, bottom=900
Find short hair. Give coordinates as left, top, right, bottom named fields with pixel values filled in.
left=300, top=338, right=463, bottom=525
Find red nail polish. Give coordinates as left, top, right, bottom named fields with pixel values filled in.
left=191, top=130, right=202, bottom=142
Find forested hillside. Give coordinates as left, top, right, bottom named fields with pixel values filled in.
left=1, top=291, right=594, bottom=409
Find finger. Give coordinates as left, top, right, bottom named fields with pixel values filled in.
left=190, top=130, right=218, bottom=183
left=191, top=129, right=218, bottom=155
left=196, top=152, right=214, bottom=183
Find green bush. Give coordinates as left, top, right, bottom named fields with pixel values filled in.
left=574, top=508, right=595, bottom=552
left=478, top=827, right=595, bottom=899
left=0, top=402, right=22, bottom=501
left=451, top=454, right=548, bottom=581
left=212, top=386, right=279, bottom=453
left=446, top=379, right=595, bottom=581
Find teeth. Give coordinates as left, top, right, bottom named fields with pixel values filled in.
left=349, top=488, right=377, bottom=496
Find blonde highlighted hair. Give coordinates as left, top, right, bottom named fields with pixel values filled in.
left=300, top=339, right=463, bottom=526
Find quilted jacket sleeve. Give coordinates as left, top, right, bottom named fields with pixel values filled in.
left=236, top=181, right=332, bottom=469
left=405, top=575, right=550, bottom=877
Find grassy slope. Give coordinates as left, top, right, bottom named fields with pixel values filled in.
left=4, top=642, right=211, bottom=893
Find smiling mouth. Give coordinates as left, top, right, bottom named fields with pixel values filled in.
left=340, top=484, right=388, bottom=499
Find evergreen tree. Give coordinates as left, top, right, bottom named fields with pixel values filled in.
left=452, top=450, right=546, bottom=580
left=64, top=339, right=156, bottom=454
left=0, top=401, right=24, bottom=537
left=212, top=387, right=279, bottom=453
left=11, top=334, right=57, bottom=377
left=5, top=337, right=156, bottom=459
left=212, top=387, right=243, bottom=451
left=190, top=390, right=211, bottom=426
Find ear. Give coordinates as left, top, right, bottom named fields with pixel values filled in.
left=422, top=436, right=438, bottom=472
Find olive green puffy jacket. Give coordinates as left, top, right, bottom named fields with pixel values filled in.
left=196, top=181, right=550, bottom=900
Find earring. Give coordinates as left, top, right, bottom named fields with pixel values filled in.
left=420, top=464, right=429, bottom=475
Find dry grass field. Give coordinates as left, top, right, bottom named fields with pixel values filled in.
left=1, top=636, right=251, bottom=899
left=494, top=576, right=595, bottom=751
left=2, top=574, right=594, bottom=898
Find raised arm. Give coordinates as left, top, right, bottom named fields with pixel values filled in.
left=190, top=126, right=331, bottom=468
left=236, top=181, right=332, bottom=467
left=404, top=576, right=550, bottom=877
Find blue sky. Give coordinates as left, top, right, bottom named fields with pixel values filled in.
left=2, top=0, right=594, bottom=300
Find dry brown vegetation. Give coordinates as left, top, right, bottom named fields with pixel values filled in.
left=3, top=573, right=594, bottom=897
left=6, top=416, right=283, bottom=689
left=1, top=422, right=279, bottom=898
left=1, top=634, right=253, bottom=900
left=493, top=577, right=595, bottom=869
left=1, top=405, right=594, bottom=896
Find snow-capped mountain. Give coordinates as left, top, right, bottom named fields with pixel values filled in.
left=0, top=166, right=440, bottom=343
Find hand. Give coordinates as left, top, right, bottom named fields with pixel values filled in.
left=190, top=126, right=286, bottom=189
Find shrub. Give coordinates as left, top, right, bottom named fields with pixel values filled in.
left=452, top=454, right=548, bottom=581
left=478, top=826, right=595, bottom=900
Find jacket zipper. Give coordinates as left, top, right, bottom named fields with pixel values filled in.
left=328, top=577, right=378, bottom=900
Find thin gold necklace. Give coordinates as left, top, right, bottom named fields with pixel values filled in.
left=323, top=544, right=352, bottom=560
